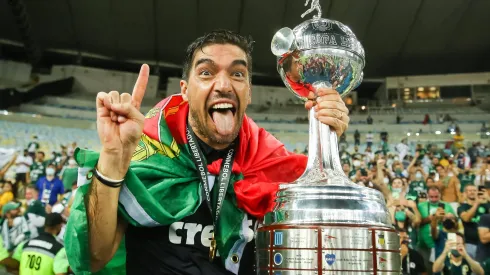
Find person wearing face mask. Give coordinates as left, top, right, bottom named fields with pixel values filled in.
left=433, top=233, right=484, bottom=275
left=409, top=167, right=427, bottom=197
left=59, top=158, right=78, bottom=192
left=35, top=164, right=64, bottom=206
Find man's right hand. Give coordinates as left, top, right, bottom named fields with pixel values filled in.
left=435, top=208, right=445, bottom=220
left=96, top=64, right=149, bottom=179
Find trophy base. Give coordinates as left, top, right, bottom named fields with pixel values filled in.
left=256, top=224, right=401, bottom=275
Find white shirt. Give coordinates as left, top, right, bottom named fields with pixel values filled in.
left=366, top=133, right=374, bottom=142
left=15, top=155, right=33, bottom=173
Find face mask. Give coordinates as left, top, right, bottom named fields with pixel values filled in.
left=395, top=168, right=402, bottom=174
left=450, top=249, right=461, bottom=257
left=415, top=172, right=422, bottom=180
left=395, top=211, right=406, bottom=222
left=442, top=219, right=456, bottom=230
left=68, top=159, right=77, bottom=166
left=383, top=178, right=390, bottom=184
left=46, top=168, right=55, bottom=176
left=392, top=187, right=402, bottom=193
left=353, top=160, right=361, bottom=167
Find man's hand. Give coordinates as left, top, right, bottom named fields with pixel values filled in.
left=96, top=64, right=149, bottom=178
left=377, top=158, right=386, bottom=167
left=305, top=88, right=349, bottom=137
left=444, top=240, right=456, bottom=253
left=457, top=243, right=467, bottom=258
left=435, top=208, right=445, bottom=220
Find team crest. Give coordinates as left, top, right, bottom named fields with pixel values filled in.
left=145, top=107, right=160, bottom=119
left=312, top=21, right=333, bottom=32
left=325, top=253, right=336, bottom=266
left=378, top=232, right=385, bottom=246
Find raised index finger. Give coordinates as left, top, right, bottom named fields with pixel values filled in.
left=132, top=64, right=150, bottom=110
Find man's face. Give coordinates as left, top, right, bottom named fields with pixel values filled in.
left=25, top=188, right=36, bottom=201
left=436, top=166, right=445, bottom=176
left=342, top=163, right=350, bottom=173
left=36, top=153, right=44, bottom=161
left=23, top=150, right=28, bottom=156
left=287, top=58, right=302, bottom=82
left=432, top=157, right=439, bottom=165
left=465, top=186, right=477, bottom=200
left=181, top=44, right=250, bottom=149
left=428, top=189, right=441, bottom=203
left=7, top=209, right=20, bottom=219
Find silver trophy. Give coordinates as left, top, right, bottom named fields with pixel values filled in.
left=255, top=1, right=401, bottom=274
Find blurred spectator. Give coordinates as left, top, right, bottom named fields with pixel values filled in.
left=367, top=115, right=373, bottom=124
left=432, top=212, right=459, bottom=260
left=453, top=127, right=465, bottom=151
left=0, top=202, right=28, bottom=252
left=366, top=131, right=373, bottom=148
left=399, top=230, right=427, bottom=274
left=0, top=183, right=14, bottom=212
left=433, top=232, right=484, bottom=275
left=458, top=184, right=490, bottom=259
left=59, top=158, right=78, bottom=192
left=477, top=214, right=490, bottom=266
left=423, top=113, right=431, bottom=125
left=26, top=136, right=39, bottom=160
left=396, top=114, right=402, bottom=124
left=457, top=168, right=475, bottom=193
left=29, top=151, right=47, bottom=184
left=395, top=138, right=409, bottom=163
left=468, top=142, right=480, bottom=166
left=14, top=150, right=32, bottom=197
left=417, top=187, right=455, bottom=269
left=353, top=129, right=360, bottom=146
left=435, top=164, right=462, bottom=205
left=24, top=185, right=45, bottom=218
left=480, top=123, right=488, bottom=139
left=36, top=164, right=64, bottom=206
left=67, top=142, right=77, bottom=157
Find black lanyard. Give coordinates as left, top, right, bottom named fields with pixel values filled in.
left=186, top=124, right=236, bottom=226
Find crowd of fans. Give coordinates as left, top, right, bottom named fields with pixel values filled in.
left=0, top=136, right=77, bottom=274
left=337, top=133, right=490, bottom=274
left=0, top=131, right=489, bottom=274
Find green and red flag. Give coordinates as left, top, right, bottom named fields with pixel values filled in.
left=65, top=95, right=307, bottom=274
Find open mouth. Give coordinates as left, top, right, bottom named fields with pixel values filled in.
left=208, top=103, right=237, bottom=136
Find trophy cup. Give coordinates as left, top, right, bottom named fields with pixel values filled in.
left=255, top=1, right=401, bottom=274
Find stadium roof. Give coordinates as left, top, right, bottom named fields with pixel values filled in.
left=1, top=0, right=490, bottom=81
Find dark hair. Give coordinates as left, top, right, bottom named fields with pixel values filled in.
left=282, top=54, right=294, bottom=73
left=37, top=151, right=45, bottom=157
left=26, top=184, right=39, bottom=192
left=182, top=30, right=254, bottom=82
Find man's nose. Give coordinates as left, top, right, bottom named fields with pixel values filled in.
left=214, top=72, right=232, bottom=92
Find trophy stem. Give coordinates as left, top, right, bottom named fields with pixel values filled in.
left=295, top=108, right=344, bottom=184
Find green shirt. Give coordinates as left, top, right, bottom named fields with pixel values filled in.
left=457, top=174, right=476, bottom=192
left=409, top=180, right=427, bottom=195
left=417, top=201, right=455, bottom=249
left=30, top=161, right=48, bottom=183
left=13, top=233, right=69, bottom=275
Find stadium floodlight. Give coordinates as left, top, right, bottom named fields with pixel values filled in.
left=487, top=132, right=490, bottom=136
left=416, top=133, right=420, bottom=136
left=407, top=133, right=411, bottom=136
left=435, top=131, right=441, bottom=135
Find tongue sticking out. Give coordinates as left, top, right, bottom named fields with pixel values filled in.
left=212, top=110, right=235, bottom=136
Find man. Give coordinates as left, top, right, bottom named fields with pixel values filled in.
left=15, top=149, right=33, bottom=191
left=478, top=214, right=490, bottom=264
left=431, top=212, right=459, bottom=260
left=417, top=187, right=455, bottom=270
left=23, top=185, right=46, bottom=239
left=435, top=164, right=462, bottom=204
left=395, top=138, right=409, bottom=163
left=0, top=202, right=29, bottom=252
left=353, top=129, right=360, bottom=146
left=366, top=131, right=373, bottom=148
left=65, top=30, right=351, bottom=274
left=458, top=184, right=490, bottom=259
left=12, top=213, right=70, bottom=275
left=30, top=151, right=47, bottom=183
left=26, top=136, right=39, bottom=159
left=432, top=232, right=484, bottom=275
left=457, top=168, right=475, bottom=193
left=283, top=52, right=313, bottom=98
left=399, top=230, right=427, bottom=275
left=36, top=164, right=64, bottom=206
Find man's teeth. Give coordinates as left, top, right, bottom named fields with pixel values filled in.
left=211, top=103, right=233, bottom=110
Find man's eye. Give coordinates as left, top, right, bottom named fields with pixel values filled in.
left=199, top=70, right=211, bottom=76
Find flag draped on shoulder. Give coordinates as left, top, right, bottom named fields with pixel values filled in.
left=65, top=95, right=307, bottom=274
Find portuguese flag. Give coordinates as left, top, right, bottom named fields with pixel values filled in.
left=65, top=95, right=307, bottom=274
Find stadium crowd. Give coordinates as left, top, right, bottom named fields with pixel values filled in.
left=0, top=130, right=489, bottom=274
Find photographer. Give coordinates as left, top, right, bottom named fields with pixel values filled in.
left=433, top=233, right=484, bottom=275
left=431, top=212, right=459, bottom=260
left=458, top=184, right=490, bottom=259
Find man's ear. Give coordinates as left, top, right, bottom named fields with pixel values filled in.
left=180, top=80, right=188, bottom=101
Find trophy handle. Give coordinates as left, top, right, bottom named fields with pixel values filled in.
left=271, top=27, right=298, bottom=57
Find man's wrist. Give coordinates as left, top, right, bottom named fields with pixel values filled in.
left=98, top=152, right=128, bottom=180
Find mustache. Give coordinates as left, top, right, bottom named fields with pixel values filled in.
left=206, top=93, right=239, bottom=107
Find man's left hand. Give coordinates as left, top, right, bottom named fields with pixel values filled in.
left=305, top=88, right=350, bottom=137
